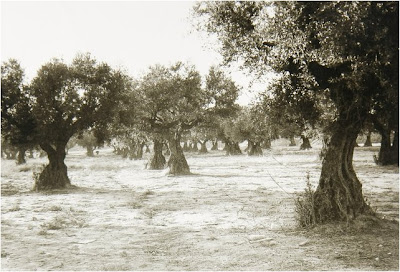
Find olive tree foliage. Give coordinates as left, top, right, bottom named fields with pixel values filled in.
left=195, top=1, right=398, bottom=222
left=135, top=62, right=205, bottom=175
left=4, top=54, right=128, bottom=190
left=1, top=59, right=36, bottom=164
left=76, top=130, right=103, bottom=157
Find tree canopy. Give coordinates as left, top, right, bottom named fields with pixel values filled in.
left=195, top=1, right=399, bottom=222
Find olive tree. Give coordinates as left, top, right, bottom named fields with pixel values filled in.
left=6, top=54, right=127, bottom=190
left=195, top=1, right=398, bottom=222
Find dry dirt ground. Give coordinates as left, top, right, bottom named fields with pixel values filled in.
left=1, top=140, right=399, bottom=271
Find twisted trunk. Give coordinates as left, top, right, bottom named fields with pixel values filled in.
left=313, top=118, right=371, bottom=223
left=168, top=133, right=190, bottom=175
left=149, top=139, right=166, bottom=170
left=35, top=142, right=71, bottom=190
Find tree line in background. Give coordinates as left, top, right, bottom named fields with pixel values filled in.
left=1, top=1, right=398, bottom=224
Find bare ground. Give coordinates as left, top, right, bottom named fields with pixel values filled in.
left=1, top=141, right=398, bottom=271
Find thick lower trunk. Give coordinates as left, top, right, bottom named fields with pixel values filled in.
left=376, top=130, right=398, bottom=165
left=28, top=149, right=34, bottom=158
left=168, top=134, right=190, bottom=175
left=364, top=131, right=372, bottom=147
left=313, top=122, right=371, bottom=223
left=248, top=141, right=263, bottom=156
left=35, top=143, right=71, bottom=190
left=198, top=140, right=208, bottom=153
left=149, top=140, right=166, bottom=170
left=300, top=136, right=312, bottom=150
left=289, top=136, right=296, bottom=146
left=225, top=140, right=242, bottom=155
left=17, top=147, right=27, bottom=165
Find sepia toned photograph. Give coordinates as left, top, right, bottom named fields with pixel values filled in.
left=1, top=1, right=398, bottom=271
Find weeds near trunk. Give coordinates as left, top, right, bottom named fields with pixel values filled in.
left=295, top=172, right=316, bottom=228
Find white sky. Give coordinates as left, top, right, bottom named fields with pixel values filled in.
left=1, top=1, right=269, bottom=105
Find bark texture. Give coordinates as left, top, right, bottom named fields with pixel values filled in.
left=168, top=134, right=190, bottom=175
left=149, top=140, right=166, bottom=170
left=313, top=118, right=371, bottom=223
left=35, top=142, right=71, bottom=190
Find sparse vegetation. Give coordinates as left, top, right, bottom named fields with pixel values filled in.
left=295, top=173, right=316, bottom=228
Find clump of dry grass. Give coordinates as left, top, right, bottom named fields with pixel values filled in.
left=294, top=172, right=316, bottom=228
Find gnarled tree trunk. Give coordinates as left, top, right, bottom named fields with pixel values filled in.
left=313, top=119, right=371, bottom=223
left=149, top=140, right=166, bottom=170
left=300, top=135, right=312, bottom=150
left=35, top=142, right=71, bottom=190
left=168, top=134, right=190, bottom=175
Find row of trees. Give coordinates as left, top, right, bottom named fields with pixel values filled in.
left=1, top=55, right=245, bottom=188
left=1, top=1, right=398, bottom=225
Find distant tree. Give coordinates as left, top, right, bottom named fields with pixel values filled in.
left=204, top=66, right=241, bottom=154
left=1, top=59, right=36, bottom=164
left=4, top=54, right=127, bottom=190
left=76, top=131, right=102, bottom=157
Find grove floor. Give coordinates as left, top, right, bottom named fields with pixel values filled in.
left=1, top=140, right=399, bottom=271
